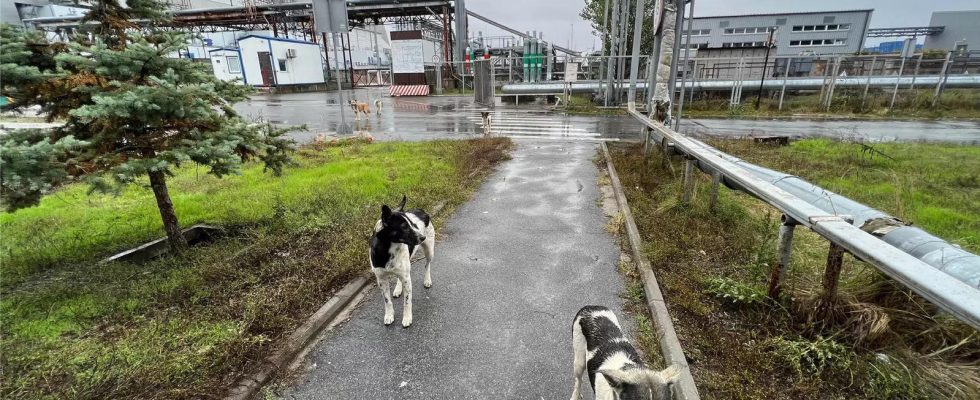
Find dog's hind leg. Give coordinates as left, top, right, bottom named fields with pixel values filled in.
left=570, top=317, right=587, bottom=400
left=400, top=274, right=413, bottom=328
left=422, top=231, right=435, bottom=288
left=377, top=274, right=395, bottom=325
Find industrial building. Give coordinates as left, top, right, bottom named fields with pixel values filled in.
left=684, top=9, right=873, bottom=57
left=923, top=10, right=980, bottom=53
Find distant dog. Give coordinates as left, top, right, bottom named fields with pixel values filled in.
left=571, top=306, right=681, bottom=400
left=374, top=99, right=383, bottom=116
left=370, top=196, right=436, bottom=328
left=349, top=100, right=371, bottom=120
left=481, top=111, right=492, bottom=135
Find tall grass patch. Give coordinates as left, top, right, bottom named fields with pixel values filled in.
left=0, top=138, right=513, bottom=399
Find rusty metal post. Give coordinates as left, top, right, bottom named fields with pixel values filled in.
left=767, top=217, right=798, bottom=299
left=709, top=171, right=721, bottom=211
left=682, top=157, right=695, bottom=205
left=815, top=242, right=847, bottom=321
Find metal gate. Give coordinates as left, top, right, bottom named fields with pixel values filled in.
left=473, top=59, right=495, bottom=107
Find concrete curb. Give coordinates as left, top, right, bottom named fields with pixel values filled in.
left=225, top=200, right=448, bottom=400
left=226, top=276, right=372, bottom=400
left=600, top=143, right=702, bottom=400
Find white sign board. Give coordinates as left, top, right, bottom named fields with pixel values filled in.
left=564, top=62, right=579, bottom=82
left=392, top=39, right=425, bottom=74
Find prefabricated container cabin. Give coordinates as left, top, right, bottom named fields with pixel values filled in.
left=235, top=35, right=325, bottom=87
left=208, top=48, right=246, bottom=84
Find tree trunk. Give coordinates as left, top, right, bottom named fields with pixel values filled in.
left=148, top=170, right=187, bottom=251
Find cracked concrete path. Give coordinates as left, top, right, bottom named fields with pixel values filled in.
left=284, top=141, right=629, bottom=399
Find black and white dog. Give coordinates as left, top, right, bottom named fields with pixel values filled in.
left=571, top=306, right=681, bottom=400
left=370, top=196, right=435, bottom=328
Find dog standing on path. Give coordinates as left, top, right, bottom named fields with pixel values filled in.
left=370, top=196, right=436, bottom=328
left=349, top=100, right=371, bottom=121
left=481, top=111, right=492, bottom=135
left=570, top=305, right=681, bottom=400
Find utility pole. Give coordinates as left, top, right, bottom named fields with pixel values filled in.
left=755, top=27, right=776, bottom=110
left=599, top=0, right=611, bottom=83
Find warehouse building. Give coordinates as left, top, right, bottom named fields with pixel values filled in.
left=684, top=9, right=873, bottom=57
left=923, top=10, right=980, bottom=53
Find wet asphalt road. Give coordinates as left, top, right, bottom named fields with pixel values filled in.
left=233, top=88, right=980, bottom=144
left=283, top=141, right=629, bottom=399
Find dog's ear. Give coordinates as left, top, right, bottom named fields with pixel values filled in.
left=598, top=368, right=642, bottom=389
left=397, top=195, right=407, bottom=211
left=381, top=204, right=392, bottom=221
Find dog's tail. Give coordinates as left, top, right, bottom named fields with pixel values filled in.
left=656, top=364, right=683, bottom=384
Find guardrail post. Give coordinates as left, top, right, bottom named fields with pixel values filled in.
left=709, top=171, right=721, bottom=211
left=682, top=157, right=695, bottom=205
left=814, top=242, right=846, bottom=321
left=778, top=57, right=791, bottom=111
left=767, top=216, right=797, bottom=299
left=932, top=52, right=953, bottom=108
left=860, top=55, right=877, bottom=111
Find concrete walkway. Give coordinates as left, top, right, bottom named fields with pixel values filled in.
left=284, top=141, right=629, bottom=399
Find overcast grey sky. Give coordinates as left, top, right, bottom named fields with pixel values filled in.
left=465, top=0, right=980, bottom=51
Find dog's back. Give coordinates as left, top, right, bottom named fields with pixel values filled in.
left=571, top=306, right=679, bottom=400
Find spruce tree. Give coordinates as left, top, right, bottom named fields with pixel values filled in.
left=0, top=1, right=294, bottom=250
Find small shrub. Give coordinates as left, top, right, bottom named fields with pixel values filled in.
left=704, top=277, right=767, bottom=305
left=864, top=354, right=929, bottom=400
left=767, top=336, right=853, bottom=378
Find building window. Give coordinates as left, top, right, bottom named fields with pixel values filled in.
left=226, top=56, right=241, bottom=74
left=687, top=29, right=711, bottom=36
left=278, top=59, right=287, bottom=71
left=792, top=24, right=850, bottom=32
left=789, top=39, right=847, bottom=47
left=724, top=26, right=773, bottom=35
left=722, top=41, right=767, bottom=48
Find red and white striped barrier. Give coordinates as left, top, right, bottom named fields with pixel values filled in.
left=389, top=85, right=430, bottom=97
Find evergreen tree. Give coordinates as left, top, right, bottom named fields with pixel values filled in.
left=0, top=1, right=294, bottom=250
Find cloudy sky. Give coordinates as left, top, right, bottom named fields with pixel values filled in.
left=464, top=0, right=980, bottom=51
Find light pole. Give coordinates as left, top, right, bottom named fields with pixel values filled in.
left=755, top=27, right=777, bottom=110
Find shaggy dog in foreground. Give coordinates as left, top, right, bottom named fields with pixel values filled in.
left=369, top=196, right=435, bottom=328
left=571, top=305, right=681, bottom=400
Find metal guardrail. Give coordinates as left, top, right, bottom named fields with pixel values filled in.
left=625, top=107, right=980, bottom=330
left=611, top=0, right=980, bottom=332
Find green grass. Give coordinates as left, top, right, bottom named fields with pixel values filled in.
left=562, top=94, right=627, bottom=116
left=713, top=138, right=980, bottom=253
left=0, top=137, right=512, bottom=399
left=684, top=89, right=980, bottom=120
left=605, top=140, right=979, bottom=399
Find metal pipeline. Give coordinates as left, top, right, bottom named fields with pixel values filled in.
left=681, top=143, right=980, bottom=288
left=501, top=75, right=980, bottom=94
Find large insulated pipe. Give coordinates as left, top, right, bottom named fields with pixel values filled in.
left=501, top=75, right=980, bottom=94
left=680, top=139, right=980, bottom=288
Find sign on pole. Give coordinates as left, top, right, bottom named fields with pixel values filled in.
left=313, top=0, right=349, bottom=33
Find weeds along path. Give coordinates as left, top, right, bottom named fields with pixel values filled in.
left=283, top=142, right=630, bottom=399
